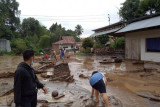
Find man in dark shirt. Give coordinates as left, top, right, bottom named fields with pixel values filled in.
left=14, top=49, right=48, bottom=107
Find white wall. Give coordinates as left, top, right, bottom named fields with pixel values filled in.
left=140, top=29, right=160, bottom=62
left=126, top=29, right=160, bottom=62
left=60, top=44, right=72, bottom=50
left=0, top=39, right=11, bottom=52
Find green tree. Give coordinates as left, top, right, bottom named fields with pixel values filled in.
left=97, top=35, right=109, bottom=45
left=140, top=0, right=160, bottom=15
left=11, top=38, right=27, bottom=54
left=111, top=37, right=125, bottom=49
left=82, top=38, right=94, bottom=49
left=119, top=0, right=143, bottom=21
left=0, top=0, right=20, bottom=40
left=75, top=24, right=83, bottom=38
left=39, top=35, right=51, bottom=49
left=21, top=17, right=44, bottom=37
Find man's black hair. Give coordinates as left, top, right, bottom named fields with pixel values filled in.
left=92, top=71, right=98, bottom=76
left=23, top=49, right=34, bottom=61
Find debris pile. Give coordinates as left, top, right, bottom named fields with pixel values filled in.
left=50, top=63, right=74, bottom=82
left=0, top=71, right=14, bottom=78
left=99, top=57, right=122, bottom=64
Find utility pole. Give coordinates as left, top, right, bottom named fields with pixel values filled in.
left=108, top=14, right=110, bottom=25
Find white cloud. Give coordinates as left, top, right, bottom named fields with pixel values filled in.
left=17, top=0, right=125, bottom=37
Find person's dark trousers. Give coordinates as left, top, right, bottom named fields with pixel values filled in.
left=18, top=94, right=37, bottom=107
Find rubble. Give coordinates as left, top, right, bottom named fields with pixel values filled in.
left=0, top=82, right=13, bottom=97
left=100, top=58, right=122, bottom=64
left=132, top=61, right=144, bottom=64
left=49, top=63, right=74, bottom=82
left=79, top=74, right=89, bottom=79
left=0, top=71, right=14, bottom=78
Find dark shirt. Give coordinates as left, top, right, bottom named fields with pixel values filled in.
left=14, top=62, right=44, bottom=106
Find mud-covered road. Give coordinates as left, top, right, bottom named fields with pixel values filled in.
left=0, top=55, right=160, bottom=107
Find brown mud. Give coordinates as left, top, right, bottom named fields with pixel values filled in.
left=0, top=55, right=160, bottom=107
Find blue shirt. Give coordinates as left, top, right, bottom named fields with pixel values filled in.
left=89, top=72, right=103, bottom=86
left=61, top=51, right=64, bottom=57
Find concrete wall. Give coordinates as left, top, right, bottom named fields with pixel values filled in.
left=125, top=29, right=160, bottom=62
left=0, top=39, right=11, bottom=52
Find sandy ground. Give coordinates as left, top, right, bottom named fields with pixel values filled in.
left=0, top=55, right=160, bottom=107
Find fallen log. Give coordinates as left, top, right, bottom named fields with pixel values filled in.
left=136, top=91, right=160, bottom=101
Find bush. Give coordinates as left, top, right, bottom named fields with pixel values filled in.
left=110, top=37, right=125, bottom=49
left=97, top=35, right=109, bottom=45
left=93, top=40, right=102, bottom=48
left=39, top=35, right=51, bottom=49
left=82, top=38, right=94, bottom=49
left=84, top=47, right=91, bottom=53
left=11, top=38, right=27, bottom=55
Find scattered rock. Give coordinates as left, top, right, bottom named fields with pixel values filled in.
left=114, top=58, right=122, bottom=63
left=0, top=72, right=14, bottom=78
left=132, top=61, right=144, bottom=64
left=106, top=77, right=114, bottom=82
left=40, top=103, right=49, bottom=107
left=54, top=94, right=65, bottom=99
left=109, top=96, right=123, bottom=107
left=79, top=74, right=89, bottom=79
left=100, top=58, right=122, bottom=64
left=52, top=90, right=59, bottom=97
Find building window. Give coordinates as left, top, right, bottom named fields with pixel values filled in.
left=63, top=46, right=68, bottom=49
left=146, top=38, right=160, bottom=52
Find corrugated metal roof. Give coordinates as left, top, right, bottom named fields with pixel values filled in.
left=90, top=27, right=121, bottom=37
left=117, top=15, right=160, bottom=33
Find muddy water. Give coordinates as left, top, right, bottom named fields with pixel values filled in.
left=0, top=55, right=160, bottom=107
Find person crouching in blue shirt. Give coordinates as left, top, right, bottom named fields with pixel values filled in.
left=89, top=71, right=110, bottom=107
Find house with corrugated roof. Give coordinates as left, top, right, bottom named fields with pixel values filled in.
left=52, top=36, right=76, bottom=54
left=116, top=14, right=160, bottom=62
left=91, top=14, right=160, bottom=62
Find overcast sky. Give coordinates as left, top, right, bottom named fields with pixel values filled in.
left=17, top=0, right=126, bottom=37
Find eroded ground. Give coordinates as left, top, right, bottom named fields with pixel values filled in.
left=0, top=55, right=160, bottom=107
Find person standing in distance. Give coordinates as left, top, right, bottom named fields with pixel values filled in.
left=89, top=71, right=110, bottom=107
left=14, top=49, right=48, bottom=107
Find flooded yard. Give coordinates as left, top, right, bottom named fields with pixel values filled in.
left=0, top=55, right=160, bottom=107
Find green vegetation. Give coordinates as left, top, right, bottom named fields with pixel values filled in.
left=82, top=38, right=94, bottom=49
left=76, top=51, right=87, bottom=56
left=75, top=24, right=84, bottom=38
left=39, top=35, right=51, bottom=49
left=93, top=40, right=102, bottom=48
left=111, top=37, right=125, bottom=50
left=0, top=0, right=83, bottom=55
left=120, top=0, right=160, bottom=21
left=97, top=35, right=109, bottom=45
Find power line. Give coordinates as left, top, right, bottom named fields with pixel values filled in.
left=20, top=14, right=106, bottom=18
